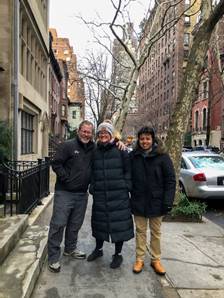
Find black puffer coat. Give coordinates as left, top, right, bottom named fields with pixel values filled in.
left=130, top=143, right=176, bottom=218
left=90, top=142, right=134, bottom=243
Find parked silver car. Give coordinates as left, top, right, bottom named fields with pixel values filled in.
left=180, top=151, right=224, bottom=199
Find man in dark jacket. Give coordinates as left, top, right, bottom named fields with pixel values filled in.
left=47, top=120, right=95, bottom=273
left=130, top=126, right=176, bottom=275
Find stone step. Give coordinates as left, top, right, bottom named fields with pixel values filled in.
left=0, top=215, right=28, bottom=265
left=0, top=224, right=49, bottom=298
left=0, top=193, right=53, bottom=298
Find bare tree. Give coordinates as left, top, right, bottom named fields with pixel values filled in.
left=79, top=0, right=224, bottom=190
left=79, top=1, right=192, bottom=126
left=79, top=50, right=127, bottom=125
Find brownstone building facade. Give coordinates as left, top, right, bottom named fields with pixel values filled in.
left=49, top=39, right=70, bottom=142
left=192, top=18, right=224, bottom=149
left=49, top=29, right=85, bottom=135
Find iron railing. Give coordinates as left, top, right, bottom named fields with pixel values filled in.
left=0, top=157, right=50, bottom=216
left=49, top=135, right=60, bottom=160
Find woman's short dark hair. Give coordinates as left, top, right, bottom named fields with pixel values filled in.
left=137, top=126, right=156, bottom=141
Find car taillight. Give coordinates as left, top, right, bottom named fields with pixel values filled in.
left=193, top=173, right=206, bottom=182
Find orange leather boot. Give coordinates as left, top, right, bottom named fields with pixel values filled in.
left=151, top=260, right=166, bottom=275
left=133, top=259, right=144, bottom=274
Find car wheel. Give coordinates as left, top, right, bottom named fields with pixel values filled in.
left=179, top=181, right=186, bottom=195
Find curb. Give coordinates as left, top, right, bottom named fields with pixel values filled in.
left=28, top=193, right=54, bottom=226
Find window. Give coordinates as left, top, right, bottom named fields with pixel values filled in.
left=172, top=70, right=175, bottom=81
left=203, top=108, right=207, bottom=130
left=20, top=17, right=47, bottom=97
left=184, top=16, right=190, bottom=25
left=72, top=110, right=76, bottom=119
left=62, top=105, right=66, bottom=117
left=184, top=33, right=190, bottom=46
left=184, top=49, right=189, bottom=59
left=203, top=81, right=209, bottom=98
left=185, top=0, right=191, bottom=9
left=21, top=111, right=34, bottom=154
left=195, top=110, right=199, bottom=130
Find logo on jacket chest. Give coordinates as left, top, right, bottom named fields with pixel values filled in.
left=74, top=150, right=80, bottom=155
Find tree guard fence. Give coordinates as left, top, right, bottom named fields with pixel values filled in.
left=0, top=157, right=50, bottom=216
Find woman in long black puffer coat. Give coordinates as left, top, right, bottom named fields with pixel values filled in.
left=87, top=121, right=134, bottom=269
left=130, top=126, right=176, bottom=275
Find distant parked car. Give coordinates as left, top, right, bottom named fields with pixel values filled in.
left=182, top=147, right=192, bottom=152
left=192, top=146, right=220, bottom=153
left=180, top=151, right=224, bottom=199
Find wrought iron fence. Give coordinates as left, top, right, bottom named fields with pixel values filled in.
left=0, top=157, right=50, bottom=216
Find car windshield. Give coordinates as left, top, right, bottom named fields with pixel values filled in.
left=189, top=156, right=224, bottom=169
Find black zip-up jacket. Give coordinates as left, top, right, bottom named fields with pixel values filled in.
left=52, top=137, right=95, bottom=192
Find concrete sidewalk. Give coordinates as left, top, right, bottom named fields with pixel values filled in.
left=161, top=218, right=224, bottom=298
left=31, top=197, right=224, bottom=298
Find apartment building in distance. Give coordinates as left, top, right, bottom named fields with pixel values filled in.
left=110, top=23, right=138, bottom=138
left=0, top=0, right=49, bottom=160
left=138, top=0, right=201, bottom=141
left=49, top=29, right=85, bottom=135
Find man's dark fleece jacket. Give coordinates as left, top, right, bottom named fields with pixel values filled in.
left=52, top=137, right=95, bottom=192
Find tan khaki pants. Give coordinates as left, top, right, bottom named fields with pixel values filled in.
left=134, top=215, right=163, bottom=261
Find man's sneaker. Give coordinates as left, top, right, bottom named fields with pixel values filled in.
left=87, top=249, right=103, bottom=262
left=151, top=260, right=166, bottom=275
left=48, top=262, right=61, bottom=273
left=63, top=248, right=86, bottom=259
left=133, top=259, right=144, bottom=274
left=110, top=254, right=123, bottom=269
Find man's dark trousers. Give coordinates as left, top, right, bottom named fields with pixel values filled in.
left=48, top=190, right=88, bottom=264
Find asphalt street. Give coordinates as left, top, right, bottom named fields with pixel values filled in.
left=205, top=199, right=224, bottom=229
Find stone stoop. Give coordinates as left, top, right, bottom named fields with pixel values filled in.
left=0, top=193, right=54, bottom=298
left=0, top=225, right=49, bottom=298
left=0, top=215, right=28, bottom=265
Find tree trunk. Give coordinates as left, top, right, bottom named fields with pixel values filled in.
left=114, top=68, right=138, bottom=132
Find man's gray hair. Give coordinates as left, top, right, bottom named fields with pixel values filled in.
left=78, top=120, right=94, bottom=131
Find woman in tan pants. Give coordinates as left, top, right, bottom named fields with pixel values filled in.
left=129, top=126, right=176, bottom=275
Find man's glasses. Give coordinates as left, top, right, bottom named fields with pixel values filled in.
left=79, top=130, right=92, bottom=135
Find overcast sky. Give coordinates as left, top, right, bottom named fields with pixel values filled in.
left=49, top=0, right=151, bottom=59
